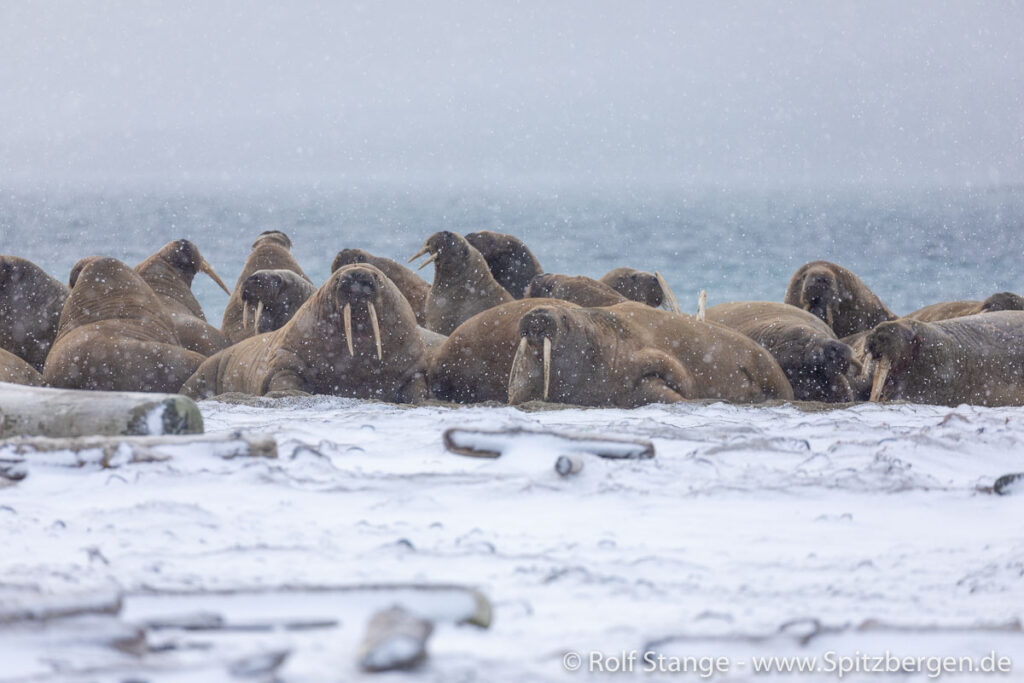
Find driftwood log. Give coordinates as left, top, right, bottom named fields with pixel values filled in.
left=0, top=381, right=203, bottom=437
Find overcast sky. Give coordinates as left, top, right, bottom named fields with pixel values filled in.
left=1, top=1, right=1022, bottom=188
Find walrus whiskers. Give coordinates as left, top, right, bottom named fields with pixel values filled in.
left=254, top=300, right=264, bottom=332
left=543, top=337, right=551, bottom=401
left=199, top=258, right=231, bottom=295
left=368, top=302, right=383, bottom=361
left=655, top=271, right=682, bottom=314
left=870, top=357, right=891, bottom=402
left=343, top=303, right=354, bottom=357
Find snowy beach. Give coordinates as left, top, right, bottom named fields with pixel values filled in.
left=3, top=397, right=1022, bottom=681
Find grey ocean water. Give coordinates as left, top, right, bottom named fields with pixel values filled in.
left=2, top=185, right=1022, bottom=324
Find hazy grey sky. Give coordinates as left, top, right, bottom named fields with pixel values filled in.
left=1, top=1, right=1022, bottom=187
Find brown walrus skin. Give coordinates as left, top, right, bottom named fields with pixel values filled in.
left=238, top=269, right=317, bottom=336
left=331, top=248, right=429, bottom=326
left=526, top=273, right=628, bottom=308
left=0, top=348, right=46, bottom=387
left=43, top=258, right=205, bottom=392
left=904, top=291, right=1024, bottom=323
left=784, top=260, right=897, bottom=338
left=221, top=231, right=312, bottom=345
left=135, top=239, right=231, bottom=356
left=68, top=256, right=102, bottom=288
left=182, top=264, right=430, bottom=402
left=0, top=255, right=69, bottom=371
left=410, top=231, right=513, bottom=335
left=865, top=311, right=1024, bottom=407
left=429, top=298, right=579, bottom=404
left=464, top=230, right=543, bottom=299
left=599, top=268, right=664, bottom=308
left=705, top=301, right=854, bottom=402
left=508, top=302, right=794, bottom=407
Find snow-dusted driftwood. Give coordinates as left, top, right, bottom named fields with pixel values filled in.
left=555, top=454, right=585, bottom=476
left=444, top=426, right=655, bottom=460
left=0, top=432, right=277, bottom=471
left=0, top=381, right=203, bottom=438
left=0, top=586, right=122, bottom=625
left=359, top=606, right=434, bottom=672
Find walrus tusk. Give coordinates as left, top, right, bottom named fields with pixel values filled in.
left=508, top=337, right=529, bottom=396
left=802, top=303, right=812, bottom=312
left=408, top=246, right=430, bottom=263
left=416, top=254, right=437, bottom=271
left=654, top=271, right=682, bottom=314
left=697, top=289, right=707, bottom=321
left=543, top=337, right=551, bottom=401
left=826, top=305, right=834, bottom=328
left=367, top=302, right=382, bottom=361
left=343, top=303, right=354, bottom=357
left=870, top=357, right=891, bottom=402
left=254, top=300, right=264, bottom=332
left=243, top=302, right=251, bottom=331
left=200, top=259, right=231, bottom=295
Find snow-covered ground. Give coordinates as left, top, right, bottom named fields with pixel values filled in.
left=2, top=398, right=1023, bottom=681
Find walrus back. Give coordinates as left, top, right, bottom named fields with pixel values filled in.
left=181, top=333, right=282, bottom=399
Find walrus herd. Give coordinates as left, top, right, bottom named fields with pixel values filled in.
left=2, top=232, right=1023, bottom=408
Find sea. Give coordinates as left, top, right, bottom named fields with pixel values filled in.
left=2, top=183, right=1022, bottom=322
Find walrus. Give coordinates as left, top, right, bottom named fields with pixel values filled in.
left=429, top=298, right=579, bottom=403
left=525, top=273, right=629, bottom=308
left=705, top=301, right=855, bottom=402
left=409, top=231, right=513, bottom=335
left=238, top=269, right=317, bottom=335
left=135, top=240, right=231, bottom=356
left=182, top=264, right=429, bottom=401
left=331, top=248, right=429, bottom=326
left=508, top=302, right=793, bottom=407
left=68, top=256, right=102, bottom=288
left=904, top=291, right=1024, bottom=323
left=0, top=348, right=46, bottom=386
left=865, top=311, right=1024, bottom=407
left=464, top=230, right=543, bottom=299
left=598, top=268, right=665, bottom=308
left=784, top=260, right=897, bottom=338
left=43, top=258, right=205, bottom=392
left=0, top=255, right=69, bottom=371
left=222, top=231, right=312, bottom=345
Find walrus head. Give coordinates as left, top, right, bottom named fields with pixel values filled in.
left=599, top=268, right=665, bottom=308
left=465, top=230, right=543, bottom=298
left=508, top=306, right=579, bottom=404
left=982, top=291, right=1024, bottom=313
left=408, top=231, right=473, bottom=273
left=798, top=265, right=841, bottom=328
left=153, top=240, right=231, bottom=294
left=804, top=339, right=855, bottom=402
left=331, top=248, right=375, bottom=273
left=865, top=320, right=922, bottom=402
left=253, top=230, right=293, bottom=250
left=69, top=255, right=103, bottom=288
left=240, top=269, right=316, bottom=334
left=325, top=264, right=414, bottom=362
